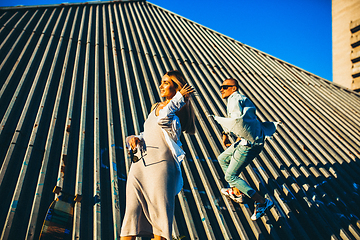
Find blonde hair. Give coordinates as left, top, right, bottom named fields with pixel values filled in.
left=165, top=70, right=196, bottom=134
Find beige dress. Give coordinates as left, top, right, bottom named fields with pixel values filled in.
left=120, top=108, right=179, bottom=240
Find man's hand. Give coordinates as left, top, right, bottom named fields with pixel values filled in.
left=179, top=83, right=195, bottom=100
left=129, top=136, right=140, bottom=150
left=222, top=134, right=231, bottom=147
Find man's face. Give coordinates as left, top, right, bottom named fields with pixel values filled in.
left=220, top=80, right=237, bottom=99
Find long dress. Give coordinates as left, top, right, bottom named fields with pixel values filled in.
left=120, top=107, right=180, bottom=240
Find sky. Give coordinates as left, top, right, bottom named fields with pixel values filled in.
left=0, top=0, right=333, bottom=81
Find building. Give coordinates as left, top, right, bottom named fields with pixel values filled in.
left=0, top=0, right=360, bottom=239
left=332, top=0, right=360, bottom=91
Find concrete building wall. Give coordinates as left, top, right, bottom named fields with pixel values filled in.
left=332, top=0, right=360, bottom=91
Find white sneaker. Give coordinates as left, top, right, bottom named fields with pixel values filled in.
left=221, top=188, right=245, bottom=204
left=251, top=198, right=274, bottom=220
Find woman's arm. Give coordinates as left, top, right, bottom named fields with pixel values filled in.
left=157, top=84, right=195, bottom=126
left=157, top=91, right=185, bottom=126
left=158, top=84, right=194, bottom=143
left=157, top=93, right=183, bottom=144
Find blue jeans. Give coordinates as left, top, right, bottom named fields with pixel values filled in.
left=218, top=141, right=264, bottom=198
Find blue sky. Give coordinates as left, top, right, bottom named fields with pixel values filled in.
left=0, top=0, right=333, bottom=81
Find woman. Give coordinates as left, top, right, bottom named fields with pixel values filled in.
left=120, top=70, right=195, bottom=240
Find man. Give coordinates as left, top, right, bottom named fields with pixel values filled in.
left=214, top=78, right=278, bottom=221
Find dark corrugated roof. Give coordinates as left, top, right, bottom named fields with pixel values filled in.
left=0, top=1, right=360, bottom=239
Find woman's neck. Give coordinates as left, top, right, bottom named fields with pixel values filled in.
left=155, top=99, right=170, bottom=116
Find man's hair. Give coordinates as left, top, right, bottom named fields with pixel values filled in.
left=225, top=78, right=240, bottom=90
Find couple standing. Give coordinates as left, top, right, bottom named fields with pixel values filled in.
left=120, top=71, right=277, bottom=240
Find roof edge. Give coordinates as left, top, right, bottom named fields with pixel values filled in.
left=0, top=0, right=145, bottom=10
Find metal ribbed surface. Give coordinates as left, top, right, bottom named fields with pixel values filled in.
left=0, top=1, right=360, bottom=239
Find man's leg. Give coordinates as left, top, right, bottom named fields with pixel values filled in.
left=218, top=144, right=247, bottom=203
left=217, top=144, right=236, bottom=176
left=223, top=144, right=274, bottom=220
left=250, top=192, right=274, bottom=220
left=223, top=144, right=263, bottom=198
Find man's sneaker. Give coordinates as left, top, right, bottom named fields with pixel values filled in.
left=220, top=188, right=244, bottom=204
left=251, top=198, right=274, bottom=220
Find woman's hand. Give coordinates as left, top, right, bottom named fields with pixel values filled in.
left=129, top=136, right=140, bottom=150
left=179, top=83, right=195, bottom=100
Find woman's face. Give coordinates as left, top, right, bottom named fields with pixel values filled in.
left=160, top=75, right=177, bottom=100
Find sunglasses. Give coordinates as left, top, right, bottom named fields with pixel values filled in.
left=220, top=85, right=236, bottom=90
